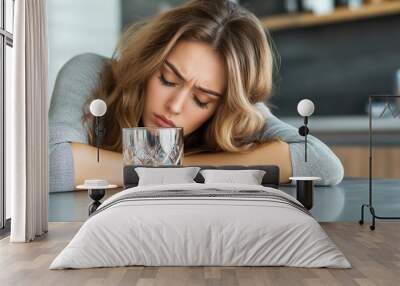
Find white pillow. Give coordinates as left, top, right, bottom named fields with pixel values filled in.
left=135, top=167, right=201, bottom=186
left=200, top=169, right=266, bottom=185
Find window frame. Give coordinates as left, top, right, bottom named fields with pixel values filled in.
left=0, top=0, right=13, bottom=234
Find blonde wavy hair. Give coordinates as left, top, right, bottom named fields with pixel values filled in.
left=82, top=0, right=275, bottom=153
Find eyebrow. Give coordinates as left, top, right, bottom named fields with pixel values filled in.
left=164, top=60, right=223, bottom=97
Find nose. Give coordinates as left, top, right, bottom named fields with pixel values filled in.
left=167, top=88, right=191, bottom=115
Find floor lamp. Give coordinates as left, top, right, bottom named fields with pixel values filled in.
left=359, top=95, right=400, bottom=230
left=76, top=99, right=117, bottom=215
left=290, top=99, right=321, bottom=210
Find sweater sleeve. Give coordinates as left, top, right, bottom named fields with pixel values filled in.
left=48, top=53, right=108, bottom=192
left=250, top=102, right=344, bottom=186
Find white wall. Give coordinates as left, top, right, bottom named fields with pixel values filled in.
left=47, top=0, right=121, bottom=102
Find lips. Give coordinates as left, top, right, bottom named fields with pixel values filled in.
left=154, top=114, right=176, bottom=128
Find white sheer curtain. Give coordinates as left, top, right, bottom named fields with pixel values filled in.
left=7, top=0, right=48, bottom=242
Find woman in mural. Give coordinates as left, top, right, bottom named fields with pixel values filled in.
left=48, top=0, right=343, bottom=192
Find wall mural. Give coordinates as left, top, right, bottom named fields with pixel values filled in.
left=47, top=0, right=399, bottom=193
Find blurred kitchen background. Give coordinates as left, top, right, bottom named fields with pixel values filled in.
left=47, top=0, right=400, bottom=179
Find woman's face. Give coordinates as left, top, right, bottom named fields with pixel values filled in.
left=142, top=40, right=226, bottom=136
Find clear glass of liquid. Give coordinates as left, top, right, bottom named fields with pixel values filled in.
left=122, top=127, right=184, bottom=166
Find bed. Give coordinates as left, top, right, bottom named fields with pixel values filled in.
left=50, top=165, right=351, bottom=269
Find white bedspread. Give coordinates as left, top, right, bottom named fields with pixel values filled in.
left=50, top=183, right=351, bottom=269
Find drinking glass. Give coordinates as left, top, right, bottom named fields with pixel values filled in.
left=122, top=127, right=184, bottom=166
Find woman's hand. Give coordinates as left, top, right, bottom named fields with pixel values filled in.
left=183, top=140, right=292, bottom=183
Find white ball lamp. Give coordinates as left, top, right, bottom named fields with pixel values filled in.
left=90, top=99, right=107, bottom=117
left=89, top=99, right=107, bottom=162
left=76, top=99, right=118, bottom=216
left=289, top=99, right=320, bottom=211
left=297, top=99, right=315, bottom=162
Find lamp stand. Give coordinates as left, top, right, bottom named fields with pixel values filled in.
left=298, top=116, right=309, bottom=162
left=359, top=95, right=400, bottom=230
left=88, top=188, right=106, bottom=215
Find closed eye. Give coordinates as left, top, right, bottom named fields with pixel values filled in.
left=193, top=97, right=209, bottom=109
left=158, top=73, right=176, bottom=87
left=159, top=72, right=210, bottom=109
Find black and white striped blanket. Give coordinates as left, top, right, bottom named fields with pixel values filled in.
left=91, top=187, right=310, bottom=217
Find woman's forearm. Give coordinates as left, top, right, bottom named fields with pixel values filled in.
left=71, top=142, right=124, bottom=187
left=71, top=140, right=292, bottom=187
left=183, top=140, right=293, bottom=183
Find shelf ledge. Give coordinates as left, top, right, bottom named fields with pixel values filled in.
left=260, top=1, right=400, bottom=31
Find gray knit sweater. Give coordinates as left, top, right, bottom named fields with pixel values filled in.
left=48, top=53, right=344, bottom=192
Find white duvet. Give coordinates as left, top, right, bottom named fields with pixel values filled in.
left=50, top=183, right=351, bottom=269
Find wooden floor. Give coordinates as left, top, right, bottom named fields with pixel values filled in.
left=1, top=222, right=400, bottom=286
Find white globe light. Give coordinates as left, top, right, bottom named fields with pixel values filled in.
left=89, top=99, right=107, bottom=117
left=297, top=99, right=315, bottom=117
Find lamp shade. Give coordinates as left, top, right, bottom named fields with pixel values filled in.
left=297, top=99, right=315, bottom=117
left=89, top=99, right=107, bottom=117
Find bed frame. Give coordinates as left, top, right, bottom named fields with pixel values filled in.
left=123, top=165, right=280, bottom=189
left=87, top=165, right=280, bottom=215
